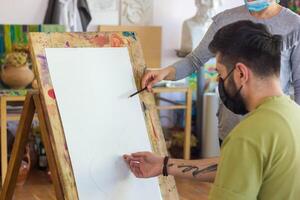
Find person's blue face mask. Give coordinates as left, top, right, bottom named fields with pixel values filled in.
left=244, top=0, right=271, bottom=12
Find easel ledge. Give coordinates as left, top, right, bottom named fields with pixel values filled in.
left=0, top=91, right=69, bottom=200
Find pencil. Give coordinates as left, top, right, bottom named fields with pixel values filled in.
left=128, top=87, right=147, bottom=98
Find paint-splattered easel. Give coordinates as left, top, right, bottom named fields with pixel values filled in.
left=0, top=32, right=179, bottom=200
left=0, top=90, right=65, bottom=200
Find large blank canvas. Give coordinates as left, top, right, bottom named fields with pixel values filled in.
left=45, top=48, right=162, bottom=200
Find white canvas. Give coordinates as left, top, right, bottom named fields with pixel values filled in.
left=45, top=48, right=162, bottom=200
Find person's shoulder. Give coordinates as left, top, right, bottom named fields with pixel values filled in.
left=212, top=5, right=247, bottom=25
left=280, top=8, right=300, bottom=50
left=223, top=112, right=272, bottom=149
left=226, top=105, right=278, bottom=139
left=230, top=97, right=300, bottom=137
left=279, top=7, right=300, bottom=24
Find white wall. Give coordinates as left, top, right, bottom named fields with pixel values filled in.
left=0, top=0, right=244, bottom=129
left=0, top=0, right=243, bottom=65
left=153, top=0, right=244, bottom=67
left=0, top=0, right=48, bottom=24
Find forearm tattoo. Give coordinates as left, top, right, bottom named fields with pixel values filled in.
left=168, top=163, right=174, bottom=167
left=177, top=164, right=218, bottom=177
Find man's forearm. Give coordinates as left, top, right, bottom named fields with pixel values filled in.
left=167, top=157, right=219, bottom=182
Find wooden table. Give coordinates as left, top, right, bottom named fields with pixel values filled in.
left=175, top=177, right=212, bottom=200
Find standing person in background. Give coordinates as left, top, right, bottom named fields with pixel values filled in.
left=142, top=0, right=300, bottom=145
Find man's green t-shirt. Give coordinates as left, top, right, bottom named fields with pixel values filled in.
left=209, top=96, right=300, bottom=200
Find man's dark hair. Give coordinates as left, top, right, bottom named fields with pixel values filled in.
left=208, top=20, right=282, bottom=77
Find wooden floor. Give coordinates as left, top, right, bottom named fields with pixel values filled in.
left=13, top=169, right=56, bottom=200
left=11, top=169, right=212, bottom=200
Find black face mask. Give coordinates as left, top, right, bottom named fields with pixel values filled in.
left=218, top=68, right=249, bottom=115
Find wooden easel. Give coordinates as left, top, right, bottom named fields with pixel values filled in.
left=0, top=90, right=67, bottom=200
left=0, top=32, right=180, bottom=200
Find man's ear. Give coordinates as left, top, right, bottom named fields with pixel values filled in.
left=235, top=62, right=249, bottom=84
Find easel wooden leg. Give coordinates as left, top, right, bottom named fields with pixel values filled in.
left=0, top=92, right=64, bottom=200
left=1, top=97, right=8, bottom=185
left=0, top=93, right=36, bottom=200
left=33, top=95, right=64, bottom=200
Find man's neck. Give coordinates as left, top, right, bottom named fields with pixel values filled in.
left=249, top=2, right=282, bottom=19
left=246, top=79, right=284, bottom=111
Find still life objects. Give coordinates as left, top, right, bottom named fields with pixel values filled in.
left=1, top=45, right=34, bottom=89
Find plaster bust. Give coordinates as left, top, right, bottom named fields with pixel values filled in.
left=121, top=0, right=153, bottom=25
left=177, top=0, right=222, bottom=57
